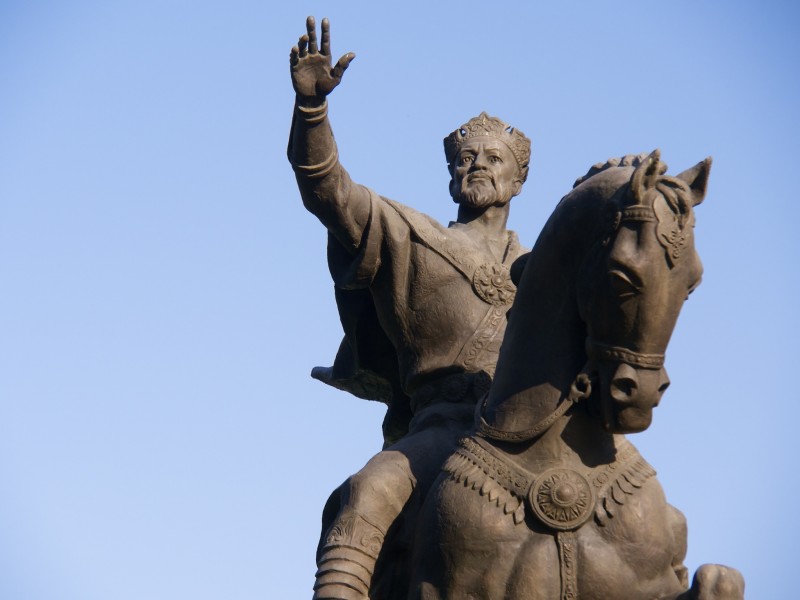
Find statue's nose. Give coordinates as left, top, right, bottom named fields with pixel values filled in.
left=471, top=153, right=490, bottom=170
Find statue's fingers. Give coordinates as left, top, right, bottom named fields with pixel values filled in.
left=331, top=52, right=355, bottom=79
left=290, top=46, right=299, bottom=66
left=307, top=16, right=318, bottom=54
left=298, top=34, right=308, bottom=58
left=320, top=17, right=331, bottom=56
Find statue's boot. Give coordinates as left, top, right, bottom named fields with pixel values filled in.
left=313, top=451, right=415, bottom=599
left=313, top=508, right=385, bottom=600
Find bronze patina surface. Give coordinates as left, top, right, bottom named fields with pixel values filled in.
left=289, top=16, right=743, bottom=600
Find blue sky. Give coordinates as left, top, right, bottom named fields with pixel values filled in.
left=1, top=1, right=798, bottom=598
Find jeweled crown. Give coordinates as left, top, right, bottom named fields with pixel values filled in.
left=444, top=112, right=531, bottom=182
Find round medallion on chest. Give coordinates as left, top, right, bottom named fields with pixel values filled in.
left=529, top=468, right=595, bottom=531
left=472, top=262, right=515, bottom=305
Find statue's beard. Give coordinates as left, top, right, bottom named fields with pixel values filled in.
left=455, top=177, right=510, bottom=208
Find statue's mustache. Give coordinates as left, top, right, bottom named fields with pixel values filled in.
left=467, top=172, right=495, bottom=185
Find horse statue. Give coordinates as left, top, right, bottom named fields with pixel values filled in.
left=408, top=151, right=744, bottom=599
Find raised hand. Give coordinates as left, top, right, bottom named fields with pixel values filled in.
left=290, top=16, right=355, bottom=100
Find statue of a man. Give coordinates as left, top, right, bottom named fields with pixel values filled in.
left=288, top=17, right=531, bottom=599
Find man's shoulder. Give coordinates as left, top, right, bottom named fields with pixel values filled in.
left=369, top=190, right=526, bottom=259
left=374, top=194, right=448, bottom=234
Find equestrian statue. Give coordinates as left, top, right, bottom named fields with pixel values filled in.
left=287, top=15, right=744, bottom=600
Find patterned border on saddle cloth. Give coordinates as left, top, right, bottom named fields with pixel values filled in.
left=443, top=435, right=656, bottom=529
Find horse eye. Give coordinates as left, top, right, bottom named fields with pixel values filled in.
left=609, top=270, right=640, bottom=298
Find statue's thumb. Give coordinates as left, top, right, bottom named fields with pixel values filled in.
left=333, top=52, right=356, bottom=78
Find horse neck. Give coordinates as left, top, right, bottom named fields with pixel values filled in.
left=481, top=198, right=623, bottom=464
left=482, top=220, right=589, bottom=434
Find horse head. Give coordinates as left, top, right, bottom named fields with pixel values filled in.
left=577, top=150, right=710, bottom=433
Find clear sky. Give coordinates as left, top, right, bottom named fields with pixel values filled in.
left=1, top=1, right=798, bottom=598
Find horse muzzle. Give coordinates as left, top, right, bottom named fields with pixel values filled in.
left=594, top=362, right=671, bottom=433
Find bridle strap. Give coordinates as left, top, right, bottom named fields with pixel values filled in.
left=586, top=338, right=665, bottom=369
left=476, top=395, right=575, bottom=443
left=618, top=206, right=656, bottom=223
left=476, top=372, right=592, bottom=443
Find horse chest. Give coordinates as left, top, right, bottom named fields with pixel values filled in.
left=509, top=487, right=681, bottom=599
left=434, top=436, right=684, bottom=599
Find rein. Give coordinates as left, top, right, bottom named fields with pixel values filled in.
left=476, top=371, right=592, bottom=443
left=476, top=339, right=666, bottom=443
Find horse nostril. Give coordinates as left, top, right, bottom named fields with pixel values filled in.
left=610, top=376, right=638, bottom=401
left=609, top=363, right=639, bottom=402
left=658, top=370, right=671, bottom=396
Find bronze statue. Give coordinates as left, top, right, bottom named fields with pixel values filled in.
left=409, top=152, right=744, bottom=599
left=289, top=16, right=744, bottom=600
left=288, top=17, right=530, bottom=600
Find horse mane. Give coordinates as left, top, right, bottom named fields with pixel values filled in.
left=573, top=153, right=661, bottom=188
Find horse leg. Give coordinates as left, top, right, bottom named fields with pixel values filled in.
left=662, top=506, right=743, bottom=600
left=667, top=503, right=690, bottom=588
left=663, top=565, right=745, bottom=600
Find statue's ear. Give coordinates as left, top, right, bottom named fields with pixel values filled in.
left=675, top=157, right=712, bottom=206
left=512, top=178, right=523, bottom=197
left=630, top=149, right=662, bottom=204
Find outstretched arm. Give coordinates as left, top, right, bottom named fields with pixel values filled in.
left=288, top=16, right=370, bottom=251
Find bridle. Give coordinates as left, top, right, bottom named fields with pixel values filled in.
left=476, top=200, right=670, bottom=443
left=475, top=369, right=592, bottom=443
left=585, top=338, right=665, bottom=370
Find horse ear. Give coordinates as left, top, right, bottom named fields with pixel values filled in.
left=631, top=149, right=662, bottom=204
left=675, top=157, right=712, bottom=206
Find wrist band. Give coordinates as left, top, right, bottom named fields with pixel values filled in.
left=296, top=99, right=328, bottom=125
left=291, top=148, right=339, bottom=178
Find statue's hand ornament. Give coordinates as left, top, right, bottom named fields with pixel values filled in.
left=290, top=16, right=355, bottom=100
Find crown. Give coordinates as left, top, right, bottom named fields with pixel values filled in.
left=444, top=112, right=531, bottom=182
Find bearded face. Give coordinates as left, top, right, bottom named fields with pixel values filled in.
left=450, top=137, right=521, bottom=208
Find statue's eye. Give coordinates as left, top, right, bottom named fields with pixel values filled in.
left=461, top=155, right=473, bottom=165
left=609, top=270, right=640, bottom=298
left=489, top=155, right=502, bottom=164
